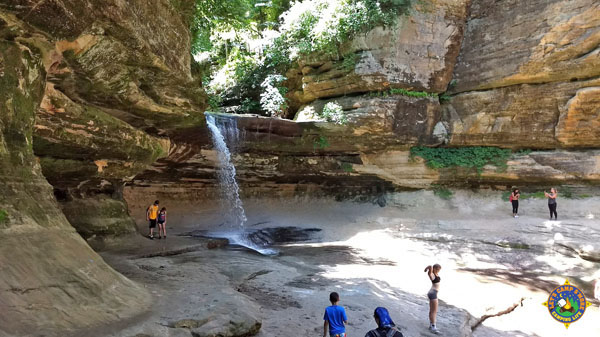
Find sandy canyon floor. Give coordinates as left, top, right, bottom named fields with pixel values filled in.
left=88, top=191, right=600, bottom=337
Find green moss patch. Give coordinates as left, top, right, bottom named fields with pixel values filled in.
left=411, top=146, right=511, bottom=174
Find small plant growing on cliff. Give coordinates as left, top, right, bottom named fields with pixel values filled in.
left=260, top=74, right=288, bottom=116
left=370, top=88, right=438, bottom=99
left=313, top=135, right=330, bottom=151
left=320, top=102, right=347, bottom=125
left=515, top=149, right=532, bottom=156
left=439, top=93, right=451, bottom=103
left=432, top=185, right=453, bottom=200
left=389, top=88, right=437, bottom=98
left=340, top=162, right=354, bottom=173
left=0, top=210, right=8, bottom=224
left=342, top=52, right=359, bottom=72
left=410, top=146, right=511, bottom=174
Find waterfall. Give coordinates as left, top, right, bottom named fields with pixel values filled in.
left=205, top=114, right=247, bottom=227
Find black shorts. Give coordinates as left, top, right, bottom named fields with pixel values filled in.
left=149, top=219, right=157, bottom=228
left=157, top=220, right=165, bottom=226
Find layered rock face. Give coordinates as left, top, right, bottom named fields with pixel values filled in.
left=1, top=0, right=204, bottom=334
left=446, top=0, right=600, bottom=149
left=129, top=0, right=472, bottom=199
left=130, top=0, right=600, bottom=202
left=286, top=0, right=470, bottom=106
left=1, top=0, right=203, bottom=236
left=0, top=35, right=149, bottom=336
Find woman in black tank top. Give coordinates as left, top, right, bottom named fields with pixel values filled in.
left=424, top=264, right=442, bottom=334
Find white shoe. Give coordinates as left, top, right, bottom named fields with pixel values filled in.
left=430, top=326, right=440, bottom=334
left=515, top=215, right=519, bottom=218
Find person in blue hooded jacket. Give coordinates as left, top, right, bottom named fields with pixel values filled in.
left=365, top=307, right=404, bottom=337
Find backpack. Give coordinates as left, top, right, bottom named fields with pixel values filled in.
left=368, top=328, right=401, bottom=337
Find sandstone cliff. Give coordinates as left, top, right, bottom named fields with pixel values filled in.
left=447, top=0, right=600, bottom=149
left=130, top=0, right=600, bottom=202
left=0, top=30, right=149, bottom=336
left=0, top=0, right=203, bottom=334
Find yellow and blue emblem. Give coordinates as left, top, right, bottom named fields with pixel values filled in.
left=542, top=279, right=592, bottom=329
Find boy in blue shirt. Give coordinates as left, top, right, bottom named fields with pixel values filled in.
left=323, top=292, right=348, bottom=337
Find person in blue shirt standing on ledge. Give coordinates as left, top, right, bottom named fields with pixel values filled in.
left=323, top=292, right=348, bottom=337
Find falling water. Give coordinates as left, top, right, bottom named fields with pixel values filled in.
left=205, top=113, right=247, bottom=227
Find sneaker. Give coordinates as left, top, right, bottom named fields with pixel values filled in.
left=515, top=215, right=519, bottom=218
left=429, top=326, right=440, bottom=334
left=148, top=235, right=154, bottom=240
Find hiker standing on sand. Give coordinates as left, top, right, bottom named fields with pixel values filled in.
left=424, top=264, right=442, bottom=334
left=544, top=188, right=558, bottom=220
left=157, top=207, right=167, bottom=239
left=510, top=188, right=520, bottom=218
left=323, top=292, right=348, bottom=337
left=146, top=200, right=159, bottom=239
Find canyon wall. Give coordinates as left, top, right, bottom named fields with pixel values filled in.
left=129, top=0, right=600, bottom=204
left=0, top=24, right=149, bottom=336
left=0, top=0, right=200, bottom=334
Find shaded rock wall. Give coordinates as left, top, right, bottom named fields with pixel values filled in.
left=1, top=0, right=203, bottom=237
left=0, top=36, right=149, bottom=336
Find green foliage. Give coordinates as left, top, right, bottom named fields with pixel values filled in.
left=313, top=135, right=330, bottom=151
left=239, top=98, right=261, bottom=114
left=194, top=0, right=412, bottom=114
left=207, top=94, right=223, bottom=111
left=188, top=0, right=292, bottom=54
left=370, top=88, right=438, bottom=99
left=389, top=88, right=436, bottom=98
left=439, top=93, right=451, bottom=103
left=432, top=185, right=453, bottom=200
left=560, top=186, right=573, bottom=199
left=278, top=0, right=412, bottom=57
left=320, top=102, right=347, bottom=125
left=342, top=52, right=359, bottom=71
left=0, top=209, right=7, bottom=224
left=340, top=162, right=354, bottom=172
left=411, top=146, right=512, bottom=174
left=515, top=149, right=532, bottom=156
